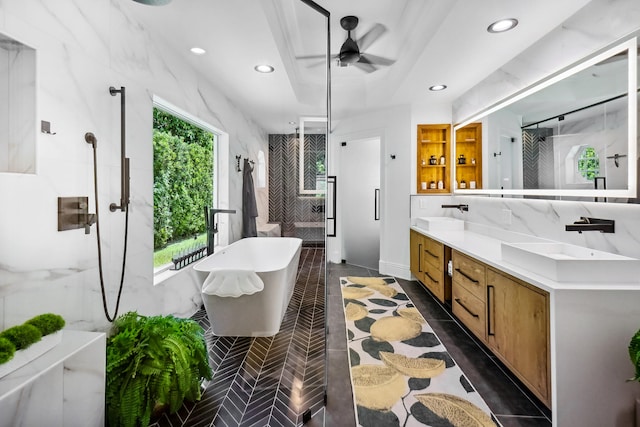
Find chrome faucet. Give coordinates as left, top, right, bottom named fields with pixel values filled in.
left=441, top=204, right=469, bottom=212
left=204, top=207, right=236, bottom=254
left=565, top=217, right=614, bottom=233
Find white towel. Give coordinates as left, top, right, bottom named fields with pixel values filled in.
left=201, top=268, right=264, bottom=298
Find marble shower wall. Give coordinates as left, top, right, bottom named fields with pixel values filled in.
left=0, top=0, right=268, bottom=332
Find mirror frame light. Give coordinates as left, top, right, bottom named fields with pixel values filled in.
left=298, top=116, right=328, bottom=195
left=453, top=36, right=637, bottom=199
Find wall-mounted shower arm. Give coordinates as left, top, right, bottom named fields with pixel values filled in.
left=109, top=86, right=130, bottom=212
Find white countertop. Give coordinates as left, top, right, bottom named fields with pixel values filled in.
left=411, top=222, right=640, bottom=292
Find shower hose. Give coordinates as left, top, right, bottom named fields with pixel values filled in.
left=89, top=141, right=129, bottom=323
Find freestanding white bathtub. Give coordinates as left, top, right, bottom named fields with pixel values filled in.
left=193, top=237, right=302, bottom=337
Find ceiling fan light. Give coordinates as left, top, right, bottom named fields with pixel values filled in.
left=487, top=18, right=518, bottom=33
left=254, top=64, right=274, bottom=73
left=429, top=84, right=447, bottom=91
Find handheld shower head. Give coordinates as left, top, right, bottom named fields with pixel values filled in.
left=85, top=132, right=97, bottom=147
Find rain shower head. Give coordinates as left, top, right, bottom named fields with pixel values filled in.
left=131, top=0, right=172, bottom=5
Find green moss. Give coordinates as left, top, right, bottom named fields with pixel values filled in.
left=0, top=324, right=42, bottom=350
left=0, top=337, right=16, bottom=364
left=26, top=313, right=65, bottom=336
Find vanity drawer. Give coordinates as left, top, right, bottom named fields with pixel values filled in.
left=452, top=250, right=486, bottom=300
left=452, top=284, right=486, bottom=340
left=423, top=237, right=444, bottom=271
left=422, top=264, right=444, bottom=302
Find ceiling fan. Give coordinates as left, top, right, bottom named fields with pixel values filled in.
left=336, top=16, right=395, bottom=73
left=297, top=16, right=395, bottom=73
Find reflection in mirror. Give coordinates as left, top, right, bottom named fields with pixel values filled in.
left=299, top=116, right=327, bottom=195
left=454, top=36, right=638, bottom=202
left=0, top=33, right=36, bottom=174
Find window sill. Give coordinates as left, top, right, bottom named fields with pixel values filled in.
left=153, top=266, right=187, bottom=286
left=153, top=244, right=226, bottom=286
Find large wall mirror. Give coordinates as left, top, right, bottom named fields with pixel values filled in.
left=454, top=35, right=638, bottom=202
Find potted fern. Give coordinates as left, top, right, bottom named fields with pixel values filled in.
left=106, top=311, right=212, bottom=427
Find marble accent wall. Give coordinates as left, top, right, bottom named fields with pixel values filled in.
left=411, top=194, right=640, bottom=261
left=453, top=0, right=640, bottom=124
left=0, top=1, right=268, bottom=332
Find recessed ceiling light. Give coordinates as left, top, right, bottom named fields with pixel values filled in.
left=429, top=84, right=447, bottom=91
left=487, top=18, right=518, bottom=33
left=190, top=47, right=206, bottom=55
left=254, top=64, right=274, bottom=73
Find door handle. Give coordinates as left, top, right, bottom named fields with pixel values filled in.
left=374, top=188, right=380, bottom=220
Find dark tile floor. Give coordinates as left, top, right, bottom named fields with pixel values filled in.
left=151, top=248, right=551, bottom=426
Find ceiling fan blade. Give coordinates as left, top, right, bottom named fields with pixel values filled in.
left=356, top=23, right=387, bottom=52
left=359, top=53, right=395, bottom=67
left=353, top=61, right=377, bottom=73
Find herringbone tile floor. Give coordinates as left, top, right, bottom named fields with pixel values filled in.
left=151, top=247, right=326, bottom=427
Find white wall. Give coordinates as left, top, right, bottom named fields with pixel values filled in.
left=328, top=105, right=411, bottom=277
left=0, top=0, right=268, bottom=332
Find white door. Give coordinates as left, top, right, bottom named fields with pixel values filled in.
left=340, top=137, right=381, bottom=270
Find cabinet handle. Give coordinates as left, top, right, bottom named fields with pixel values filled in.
left=425, top=250, right=439, bottom=259
left=425, top=271, right=439, bottom=284
left=487, top=285, right=495, bottom=336
left=454, top=298, right=479, bottom=318
left=418, top=243, right=423, bottom=272
left=455, top=267, right=480, bottom=284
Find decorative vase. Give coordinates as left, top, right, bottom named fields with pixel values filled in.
left=0, top=330, right=63, bottom=379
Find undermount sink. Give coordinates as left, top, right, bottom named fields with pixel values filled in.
left=501, top=242, right=640, bottom=283
left=415, top=217, right=464, bottom=231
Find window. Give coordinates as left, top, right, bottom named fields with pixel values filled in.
left=577, top=146, right=600, bottom=181
left=152, top=104, right=217, bottom=270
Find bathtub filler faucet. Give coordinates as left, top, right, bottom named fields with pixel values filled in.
left=204, top=206, right=237, bottom=255
left=441, top=204, right=469, bottom=212
left=565, top=217, right=614, bottom=233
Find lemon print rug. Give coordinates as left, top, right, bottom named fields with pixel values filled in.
left=341, top=276, right=499, bottom=427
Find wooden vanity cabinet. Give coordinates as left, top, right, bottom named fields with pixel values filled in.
left=410, top=229, right=425, bottom=283
left=452, top=251, right=487, bottom=340
left=410, top=230, right=450, bottom=303
left=422, top=237, right=445, bottom=302
left=486, top=268, right=550, bottom=406
left=450, top=250, right=551, bottom=407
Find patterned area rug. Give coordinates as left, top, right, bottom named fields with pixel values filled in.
left=341, top=276, right=499, bottom=427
